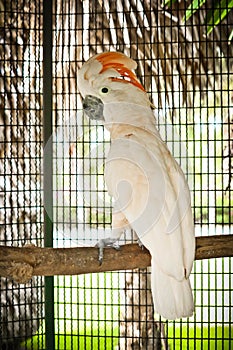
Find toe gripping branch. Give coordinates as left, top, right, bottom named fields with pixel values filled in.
left=95, top=238, right=121, bottom=264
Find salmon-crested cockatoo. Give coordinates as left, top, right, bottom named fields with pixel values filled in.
left=77, top=51, right=195, bottom=320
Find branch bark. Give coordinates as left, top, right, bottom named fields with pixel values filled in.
left=0, top=235, right=232, bottom=283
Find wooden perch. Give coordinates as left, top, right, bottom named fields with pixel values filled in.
left=0, top=235, right=232, bottom=284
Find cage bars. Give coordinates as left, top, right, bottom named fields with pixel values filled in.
left=0, top=0, right=232, bottom=348
left=43, top=0, right=55, bottom=348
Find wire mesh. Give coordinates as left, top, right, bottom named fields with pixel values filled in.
left=0, top=1, right=44, bottom=349
left=1, top=0, right=233, bottom=349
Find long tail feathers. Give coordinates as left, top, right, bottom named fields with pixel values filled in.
left=151, top=259, right=194, bottom=320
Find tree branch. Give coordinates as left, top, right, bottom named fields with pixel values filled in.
left=0, top=235, right=232, bottom=283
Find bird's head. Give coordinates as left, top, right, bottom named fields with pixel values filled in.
left=77, top=52, right=152, bottom=122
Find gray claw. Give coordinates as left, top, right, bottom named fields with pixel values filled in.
left=95, top=238, right=120, bottom=264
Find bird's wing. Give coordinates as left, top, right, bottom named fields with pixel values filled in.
left=105, top=131, right=195, bottom=281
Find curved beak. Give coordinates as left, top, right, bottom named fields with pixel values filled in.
left=83, top=95, right=104, bottom=121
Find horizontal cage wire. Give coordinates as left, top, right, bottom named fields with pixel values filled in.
left=1, top=0, right=232, bottom=349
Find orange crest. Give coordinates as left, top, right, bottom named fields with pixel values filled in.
left=96, top=52, right=145, bottom=92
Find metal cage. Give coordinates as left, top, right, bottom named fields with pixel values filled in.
left=1, top=0, right=232, bottom=349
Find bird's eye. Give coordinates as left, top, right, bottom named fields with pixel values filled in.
left=100, top=87, right=109, bottom=94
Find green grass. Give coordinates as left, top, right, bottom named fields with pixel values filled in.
left=22, top=274, right=232, bottom=349
left=23, top=323, right=232, bottom=350
left=23, top=325, right=119, bottom=350
left=167, top=324, right=233, bottom=350
left=55, top=327, right=119, bottom=350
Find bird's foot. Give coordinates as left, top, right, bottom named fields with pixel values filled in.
left=95, top=238, right=120, bottom=264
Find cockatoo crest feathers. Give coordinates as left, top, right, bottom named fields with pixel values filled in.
left=85, top=51, right=145, bottom=92
left=95, top=51, right=137, bottom=70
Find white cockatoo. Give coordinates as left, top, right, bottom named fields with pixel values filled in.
left=77, top=52, right=195, bottom=320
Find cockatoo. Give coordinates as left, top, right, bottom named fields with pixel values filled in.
left=77, top=51, right=195, bottom=320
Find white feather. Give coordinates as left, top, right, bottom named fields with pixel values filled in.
left=105, top=123, right=195, bottom=319
left=77, top=52, right=195, bottom=320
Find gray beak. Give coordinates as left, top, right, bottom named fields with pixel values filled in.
left=83, top=95, right=104, bottom=121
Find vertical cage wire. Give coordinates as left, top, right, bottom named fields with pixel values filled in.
left=51, top=1, right=233, bottom=349
left=0, top=0, right=44, bottom=349
left=0, top=0, right=232, bottom=349
left=43, top=1, right=55, bottom=349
